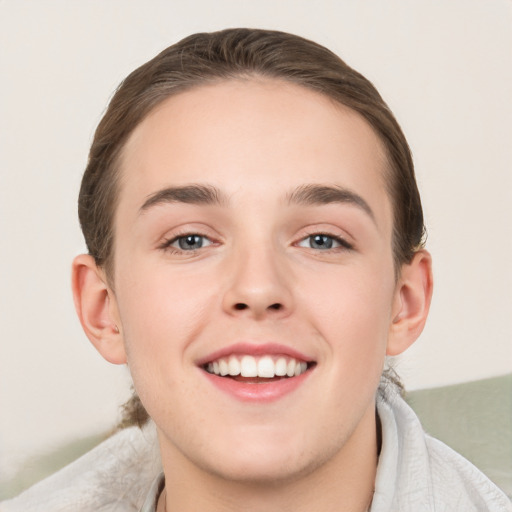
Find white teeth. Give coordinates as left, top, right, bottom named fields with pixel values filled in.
left=206, top=355, right=310, bottom=379
left=240, top=355, right=258, bottom=377
left=257, top=356, right=275, bottom=378
left=228, top=355, right=241, bottom=376
left=286, top=359, right=295, bottom=377
left=275, top=357, right=287, bottom=376
left=219, top=358, right=229, bottom=376
left=294, top=362, right=308, bottom=376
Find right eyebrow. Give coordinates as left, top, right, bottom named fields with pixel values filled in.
left=139, top=184, right=227, bottom=214
left=286, top=183, right=376, bottom=224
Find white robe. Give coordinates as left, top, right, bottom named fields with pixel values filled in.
left=2, top=380, right=511, bottom=511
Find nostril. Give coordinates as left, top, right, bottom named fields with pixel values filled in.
left=233, top=303, right=282, bottom=311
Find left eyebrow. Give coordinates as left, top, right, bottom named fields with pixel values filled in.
left=139, top=184, right=227, bottom=214
left=286, top=184, right=376, bottom=223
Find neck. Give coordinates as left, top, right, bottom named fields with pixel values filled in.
left=158, top=404, right=378, bottom=512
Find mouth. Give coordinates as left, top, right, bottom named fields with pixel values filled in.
left=197, top=343, right=316, bottom=401
left=203, top=354, right=315, bottom=383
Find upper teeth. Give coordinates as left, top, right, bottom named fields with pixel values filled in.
left=206, top=355, right=308, bottom=378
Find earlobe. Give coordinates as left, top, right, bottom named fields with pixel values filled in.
left=387, top=250, right=433, bottom=356
left=71, top=254, right=127, bottom=364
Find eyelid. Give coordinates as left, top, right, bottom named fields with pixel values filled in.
left=297, top=234, right=353, bottom=250
left=294, top=227, right=355, bottom=251
left=157, top=224, right=220, bottom=253
left=172, top=234, right=213, bottom=249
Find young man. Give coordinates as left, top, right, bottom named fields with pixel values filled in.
left=3, top=29, right=510, bottom=512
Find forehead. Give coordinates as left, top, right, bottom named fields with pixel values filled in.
left=117, top=79, right=392, bottom=230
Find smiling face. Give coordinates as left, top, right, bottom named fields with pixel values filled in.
left=102, top=79, right=403, bottom=483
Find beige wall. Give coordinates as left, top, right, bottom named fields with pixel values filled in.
left=1, top=0, right=511, bottom=481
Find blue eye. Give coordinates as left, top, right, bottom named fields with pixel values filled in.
left=310, top=234, right=334, bottom=249
left=298, top=234, right=351, bottom=250
left=170, top=234, right=212, bottom=251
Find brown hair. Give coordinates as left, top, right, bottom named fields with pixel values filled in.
left=78, top=28, right=424, bottom=427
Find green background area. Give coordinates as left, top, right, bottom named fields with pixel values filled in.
left=2, top=374, right=511, bottom=500
left=406, top=373, right=512, bottom=498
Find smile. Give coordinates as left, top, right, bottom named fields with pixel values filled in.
left=198, top=343, right=316, bottom=402
left=204, top=355, right=310, bottom=379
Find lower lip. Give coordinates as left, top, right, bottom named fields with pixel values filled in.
left=201, top=370, right=313, bottom=402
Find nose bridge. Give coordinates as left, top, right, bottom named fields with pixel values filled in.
left=222, top=237, right=293, bottom=318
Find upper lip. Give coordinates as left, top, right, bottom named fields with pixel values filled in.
left=196, top=342, right=315, bottom=367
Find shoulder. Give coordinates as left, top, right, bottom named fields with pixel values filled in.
left=373, top=378, right=512, bottom=512
left=0, top=423, right=161, bottom=512
left=424, top=434, right=512, bottom=511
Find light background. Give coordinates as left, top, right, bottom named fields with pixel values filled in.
left=1, top=0, right=511, bottom=482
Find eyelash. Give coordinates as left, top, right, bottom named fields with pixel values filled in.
left=159, top=231, right=353, bottom=254
left=296, top=232, right=354, bottom=252
left=159, top=233, right=214, bottom=253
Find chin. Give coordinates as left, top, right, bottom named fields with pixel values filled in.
left=200, top=451, right=319, bottom=486
left=188, top=427, right=340, bottom=486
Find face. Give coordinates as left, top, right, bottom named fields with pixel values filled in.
left=111, top=79, right=400, bottom=483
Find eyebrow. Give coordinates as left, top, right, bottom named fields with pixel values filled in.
left=286, top=184, right=375, bottom=222
left=139, top=184, right=227, bottom=213
left=139, top=182, right=375, bottom=223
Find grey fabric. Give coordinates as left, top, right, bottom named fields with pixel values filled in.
left=139, top=474, right=164, bottom=512
left=372, top=380, right=512, bottom=511
left=405, top=374, right=512, bottom=496
left=0, top=422, right=161, bottom=512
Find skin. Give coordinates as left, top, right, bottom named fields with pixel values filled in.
left=73, top=79, right=432, bottom=512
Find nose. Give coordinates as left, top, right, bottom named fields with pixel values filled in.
left=222, top=245, right=294, bottom=320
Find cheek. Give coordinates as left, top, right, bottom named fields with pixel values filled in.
left=113, top=265, right=218, bottom=423
left=299, top=260, right=395, bottom=373
left=114, top=260, right=218, bottom=371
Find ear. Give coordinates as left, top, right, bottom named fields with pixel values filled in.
left=71, top=254, right=127, bottom=364
left=387, top=250, right=433, bottom=356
